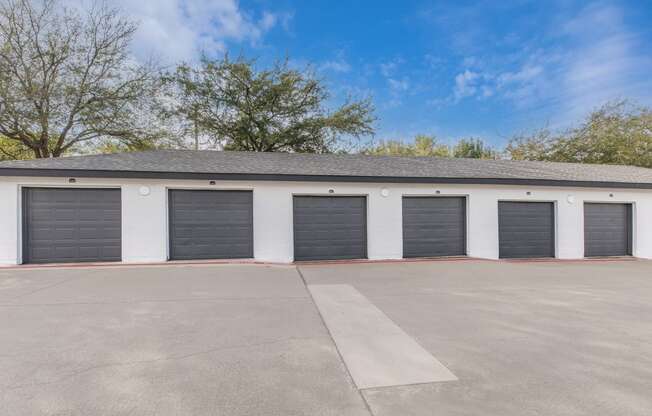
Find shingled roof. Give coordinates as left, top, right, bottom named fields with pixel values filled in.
left=1, top=150, right=652, bottom=189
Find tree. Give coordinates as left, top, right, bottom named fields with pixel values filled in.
left=505, top=127, right=556, bottom=161
left=163, top=56, right=376, bottom=152
left=506, top=101, right=652, bottom=168
left=363, top=135, right=450, bottom=157
left=0, top=135, right=31, bottom=159
left=0, top=0, right=162, bottom=158
left=452, top=138, right=497, bottom=159
left=158, top=64, right=208, bottom=151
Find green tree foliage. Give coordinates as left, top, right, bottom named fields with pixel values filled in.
left=0, top=136, right=32, bottom=160
left=363, top=135, right=450, bottom=157
left=0, top=0, right=163, bottom=159
left=505, top=128, right=555, bottom=161
left=363, top=135, right=497, bottom=159
left=507, top=101, right=652, bottom=168
left=163, top=56, right=376, bottom=152
left=452, top=138, right=497, bottom=159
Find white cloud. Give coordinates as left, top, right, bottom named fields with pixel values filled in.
left=554, top=3, right=652, bottom=122
left=379, top=58, right=404, bottom=77
left=258, top=11, right=278, bottom=32
left=451, top=60, right=552, bottom=105
left=384, top=77, right=411, bottom=108
left=497, top=64, right=543, bottom=85
left=461, top=56, right=478, bottom=68
left=319, top=51, right=352, bottom=73
left=445, top=1, right=652, bottom=124
left=66, top=0, right=289, bottom=63
left=453, top=70, right=481, bottom=101
left=379, top=62, right=395, bottom=77
left=377, top=58, right=411, bottom=107
left=319, top=60, right=351, bottom=73
left=388, top=77, right=410, bottom=92
left=480, top=85, right=494, bottom=98
left=424, top=54, right=444, bottom=69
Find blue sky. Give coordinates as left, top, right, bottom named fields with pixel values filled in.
left=105, top=0, right=652, bottom=147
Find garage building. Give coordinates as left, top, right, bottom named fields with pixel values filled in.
left=1, top=150, right=651, bottom=265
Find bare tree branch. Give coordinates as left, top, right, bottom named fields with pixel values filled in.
left=0, top=0, right=163, bottom=158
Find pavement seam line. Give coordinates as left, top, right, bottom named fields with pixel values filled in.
left=0, top=295, right=308, bottom=307
left=8, top=274, right=89, bottom=302
left=294, top=266, right=376, bottom=416
left=3, top=335, right=327, bottom=391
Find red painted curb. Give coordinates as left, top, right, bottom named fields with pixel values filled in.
left=294, top=256, right=477, bottom=266
left=0, top=259, right=289, bottom=271
left=501, top=257, right=639, bottom=263
left=0, top=256, right=642, bottom=271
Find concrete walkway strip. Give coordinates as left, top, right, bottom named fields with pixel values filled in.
left=308, top=284, right=457, bottom=389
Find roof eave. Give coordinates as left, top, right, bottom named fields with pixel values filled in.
left=1, top=167, right=651, bottom=190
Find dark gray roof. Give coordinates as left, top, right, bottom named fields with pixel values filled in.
left=1, top=150, right=652, bottom=189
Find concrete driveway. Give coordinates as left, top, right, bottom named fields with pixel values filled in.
left=0, top=264, right=368, bottom=416
left=1, top=260, right=652, bottom=415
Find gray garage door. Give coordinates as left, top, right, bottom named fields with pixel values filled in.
left=168, top=190, right=253, bottom=260
left=498, top=201, right=555, bottom=259
left=584, top=203, right=632, bottom=257
left=22, top=188, right=121, bottom=264
left=402, top=196, right=466, bottom=258
left=293, top=196, right=367, bottom=261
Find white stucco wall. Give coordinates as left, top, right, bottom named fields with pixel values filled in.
left=0, top=181, right=19, bottom=264
left=1, top=175, right=651, bottom=265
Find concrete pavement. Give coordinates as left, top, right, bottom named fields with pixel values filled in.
left=0, top=264, right=370, bottom=416
left=308, top=283, right=456, bottom=389
left=300, top=260, right=652, bottom=416
left=2, top=260, right=652, bottom=415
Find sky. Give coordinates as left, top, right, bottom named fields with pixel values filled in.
left=99, top=0, right=652, bottom=147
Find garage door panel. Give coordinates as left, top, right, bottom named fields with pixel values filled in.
left=402, top=197, right=466, bottom=258
left=584, top=203, right=631, bottom=257
left=293, top=196, right=367, bottom=261
left=295, top=212, right=365, bottom=220
left=407, top=240, right=464, bottom=255
left=100, top=246, right=121, bottom=258
left=32, top=247, right=52, bottom=259
left=168, top=190, right=253, bottom=260
left=51, top=209, right=77, bottom=221
left=499, top=201, right=555, bottom=259
left=500, top=246, right=544, bottom=257
left=295, top=227, right=365, bottom=236
left=23, top=188, right=122, bottom=264
left=54, top=247, right=78, bottom=258
left=407, top=213, right=461, bottom=222
left=500, top=230, right=552, bottom=238
left=407, top=225, right=463, bottom=238
left=297, top=238, right=366, bottom=248
left=77, top=227, right=100, bottom=239
left=78, top=246, right=101, bottom=258
left=299, top=245, right=365, bottom=260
